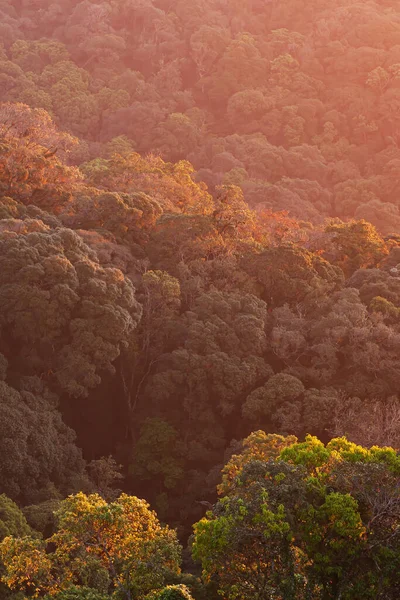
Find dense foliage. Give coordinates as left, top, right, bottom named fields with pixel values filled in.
left=0, top=0, right=399, bottom=597
left=1, top=493, right=181, bottom=599
left=3, top=0, right=400, bottom=233
left=193, top=433, right=400, bottom=599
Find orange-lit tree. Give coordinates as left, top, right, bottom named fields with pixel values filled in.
left=0, top=493, right=182, bottom=600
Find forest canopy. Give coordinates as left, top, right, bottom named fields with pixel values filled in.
left=0, top=0, right=399, bottom=598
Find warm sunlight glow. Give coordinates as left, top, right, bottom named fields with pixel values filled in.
left=0, top=0, right=399, bottom=598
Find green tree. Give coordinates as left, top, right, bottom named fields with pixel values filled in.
left=241, top=244, right=343, bottom=307
left=0, top=495, right=33, bottom=541
left=193, top=460, right=309, bottom=600
left=45, top=588, right=108, bottom=600
left=130, top=418, right=184, bottom=491
left=193, top=434, right=400, bottom=600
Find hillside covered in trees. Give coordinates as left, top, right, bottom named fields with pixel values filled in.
left=0, top=0, right=399, bottom=598
left=4, top=0, right=400, bottom=232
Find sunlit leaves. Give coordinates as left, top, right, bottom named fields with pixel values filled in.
left=194, top=434, right=400, bottom=600
left=1, top=493, right=182, bottom=599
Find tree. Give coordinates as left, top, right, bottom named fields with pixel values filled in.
left=193, top=434, right=400, bottom=600
left=10, top=40, right=69, bottom=74
left=218, top=431, right=298, bottom=496
left=0, top=225, right=142, bottom=398
left=227, top=89, right=270, bottom=130
left=241, top=243, right=343, bottom=307
left=190, top=26, right=230, bottom=78
left=0, top=494, right=33, bottom=541
left=45, top=588, right=108, bottom=600
left=202, top=34, right=268, bottom=106
left=0, top=375, right=88, bottom=504
left=130, top=418, right=184, bottom=492
left=0, top=103, right=80, bottom=207
left=193, top=460, right=309, bottom=600
left=144, top=584, right=194, bottom=600
left=23, top=500, right=61, bottom=538
left=81, top=153, right=213, bottom=216
left=65, top=190, right=163, bottom=248
left=119, top=270, right=181, bottom=419
left=322, top=220, right=389, bottom=276
left=242, top=373, right=305, bottom=423
left=86, top=456, right=123, bottom=502
left=153, top=113, right=202, bottom=162
left=1, top=493, right=182, bottom=600
left=0, top=495, right=32, bottom=600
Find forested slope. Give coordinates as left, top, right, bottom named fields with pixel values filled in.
left=0, top=100, right=399, bottom=533
left=0, top=0, right=399, bottom=598
left=2, top=0, right=400, bottom=230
